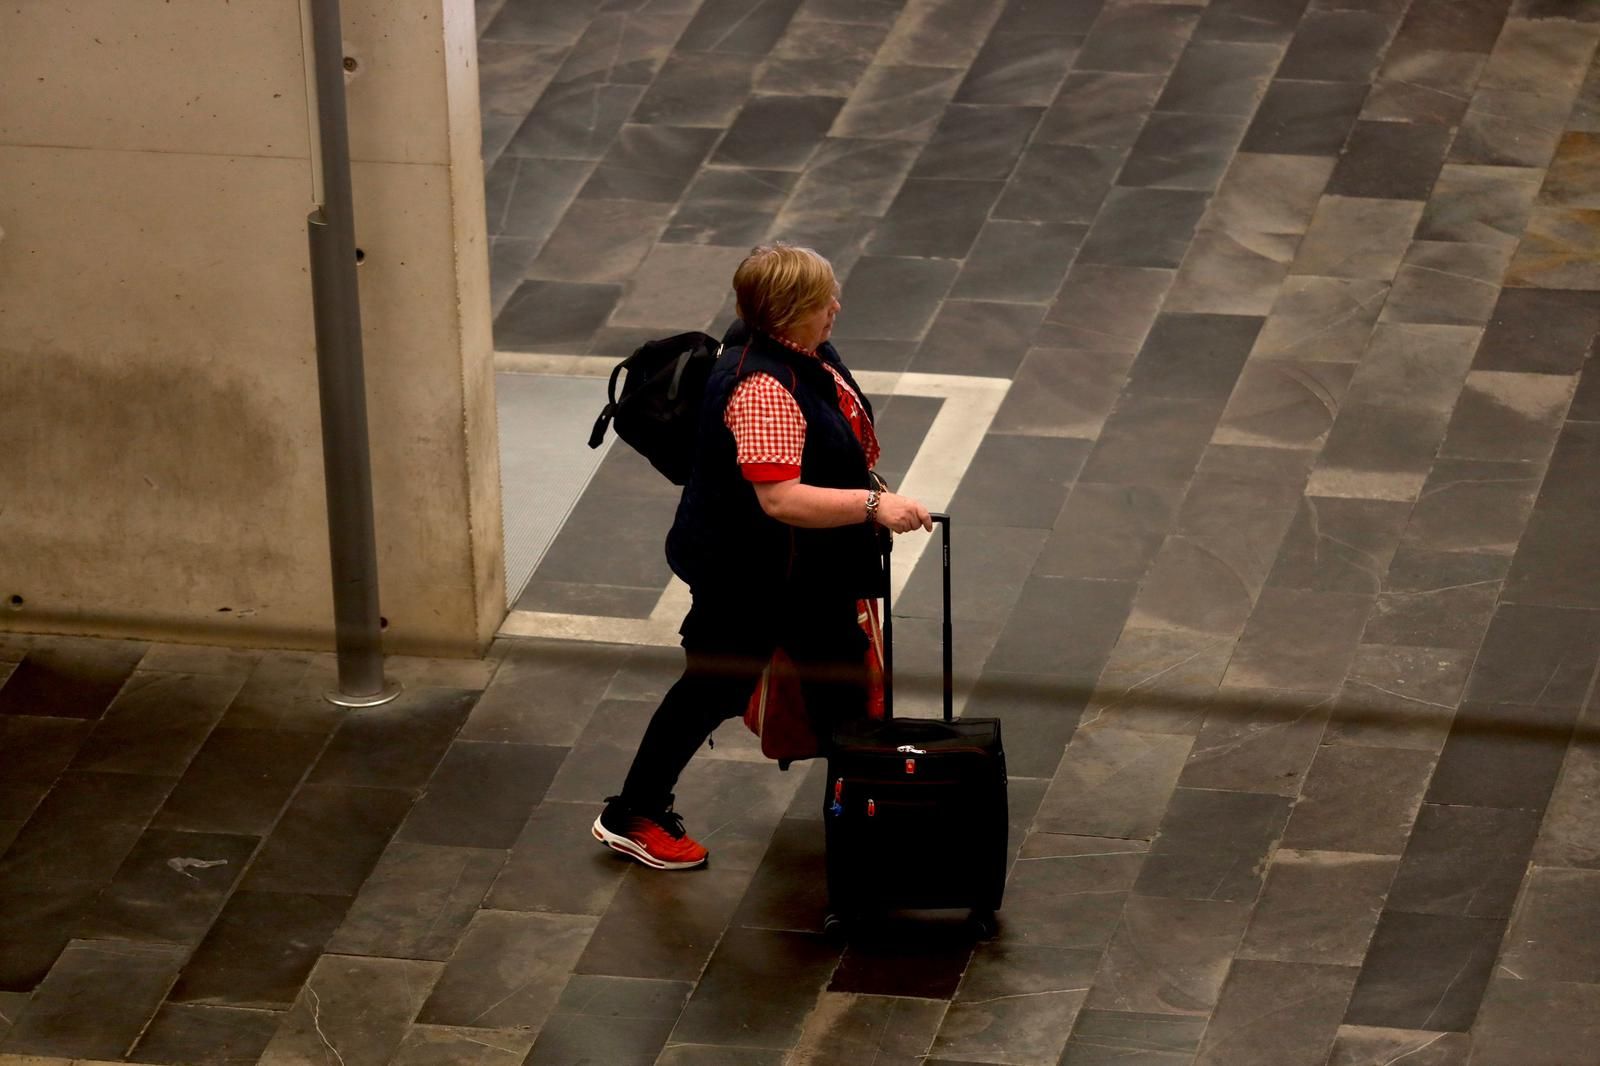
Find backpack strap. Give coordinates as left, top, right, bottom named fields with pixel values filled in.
left=586, top=359, right=629, bottom=449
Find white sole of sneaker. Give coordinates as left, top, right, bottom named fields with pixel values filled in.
left=591, top=815, right=707, bottom=870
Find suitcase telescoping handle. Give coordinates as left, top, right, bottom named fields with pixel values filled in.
left=879, top=512, right=953, bottom=723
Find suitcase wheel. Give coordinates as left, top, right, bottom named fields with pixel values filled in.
left=822, top=912, right=849, bottom=939
left=970, top=909, right=999, bottom=940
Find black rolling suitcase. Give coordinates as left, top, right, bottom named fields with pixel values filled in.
left=823, top=513, right=1007, bottom=936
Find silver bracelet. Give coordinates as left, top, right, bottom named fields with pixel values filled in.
left=864, top=488, right=881, bottom=523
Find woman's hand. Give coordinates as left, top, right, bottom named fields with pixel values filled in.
left=873, top=491, right=933, bottom=534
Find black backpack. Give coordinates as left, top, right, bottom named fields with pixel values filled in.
left=587, top=331, right=723, bottom=485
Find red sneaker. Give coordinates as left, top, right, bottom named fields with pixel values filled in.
left=592, top=797, right=709, bottom=870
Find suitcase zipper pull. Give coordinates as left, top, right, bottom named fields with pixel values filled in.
left=867, top=798, right=875, bottom=817
left=829, top=777, right=844, bottom=818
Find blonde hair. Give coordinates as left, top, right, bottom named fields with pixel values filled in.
left=732, top=243, right=839, bottom=337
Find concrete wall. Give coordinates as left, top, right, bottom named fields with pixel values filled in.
left=0, top=0, right=504, bottom=656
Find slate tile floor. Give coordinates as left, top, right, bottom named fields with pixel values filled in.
left=7, top=0, right=1600, bottom=1063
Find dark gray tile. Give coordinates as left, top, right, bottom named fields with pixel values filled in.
left=577, top=125, right=721, bottom=202
left=497, top=279, right=623, bottom=352
left=1405, top=458, right=1541, bottom=556
left=909, top=299, right=1046, bottom=377
left=576, top=864, right=750, bottom=980
left=241, top=784, right=412, bottom=896
left=78, top=828, right=257, bottom=944
left=1470, top=977, right=1600, bottom=1066
left=993, top=346, right=1135, bottom=439
left=1506, top=504, right=1600, bottom=610
left=502, top=82, right=644, bottom=160
left=1134, top=788, right=1292, bottom=901
left=535, top=491, right=679, bottom=588
left=1240, top=80, right=1368, bottom=155
left=462, top=639, right=623, bottom=747
left=1277, top=8, right=1398, bottom=82
left=152, top=727, right=324, bottom=835
left=1326, top=120, right=1454, bottom=200
left=866, top=178, right=1004, bottom=257
left=1178, top=688, right=1332, bottom=797
left=956, top=32, right=1080, bottom=106
left=1119, top=113, right=1250, bottom=191
left=0, top=715, right=91, bottom=820
left=632, top=53, right=761, bottom=127
left=1420, top=161, right=1542, bottom=246
left=1192, top=960, right=1358, bottom=1066
left=828, top=64, right=964, bottom=141
left=1328, top=643, right=1472, bottom=751
left=1156, top=40, right=1282, bottom=115
left=1076, top=2, right=1202, bottom=74
left=1343, top=911, right=1503, bottom=1031
left=1380, top=241, right=1508, bottom=326
left=1386, top=803, right=1539, bottom=919
left=672, top=927, right=842, bottom=1048
left=1036, top=71, right=1166, bottom=147
left=1464, top=604, right=1600, bottom=709
left=993, top=142, right=1126, bottom=223
left=1267, top=497, right=1412, bottom=594
left=1036, top=482, right=1182, bottom=581
left=874, top=0, right=1009, bottom=67
left=1239, top=851, right=1397, bottom=966
left=783, top=138, right=919, bottom=219
left=486, top=799, right=622, bottom=915
left=418, top=910, right=595, bottom=1029
left=1363, top=49, right=1482, bottom=126
left=993, top=0, right=1106, bottom=35
left=1039, top=264, right=1174, bottom=353
left=910, top=104, right=1044, bottom=180
left=829, top=256, right=959, bottom=341
left=261, top=955, right=441, bottom=1066
left=785, top=991, right=945, bottom=1065
left=711, top=94, right=844, bottom=169
left=964, top=673, right=1086, bottom=780
left=1425, top=701, right=1576, bottom=811
left=1078, top=395, right=1222, bottom=487
left=0, top=879, right=101, bottom=993
left=1500, top=867, right=1600, bottom=983
left=985, top=576, right=1138, bottom=680
left=168, top=890, right=351, bottom=1008
left=758, top=20, right=888, bottom=97
left=829, top=920, right=977, bottom=1000
left=1211, top=356, right=1349, bottom=454
left=1060, top=1009, right=1206, bottom=1065
left=130, top=1003, right=282, bottom=1066
left=897, top=525, right=1048, bottom=625
left=0, top=638, right=146, bottom=719
left=940, top=435, right=1087, bottom=528
left=1077, top=187, right=1210, bottom=269
left=932, top=943, right=1098, bottom=1064
left=1195, top=0, right=1310, bottom=43
left=728, top=816, right=829, bottom=933
left=489, top=235, right=542, bottom=317
left=1281, top=745, right=1435, bottom=854
left=398, top=741, right=564, bottom=849
left=1364, top=547, right=1506, bottom=649
left=0, top=770, right=174, bottom=883
left=1087, top=895, right=1252, bottom=1015
left=1223, top=588, right=1373, bottom=694
left=217, top=652, right=342, bottom=734
left=951, top=220, right=1085, bottom=303
left=306, top=687, right=476, bottom=790
left=1448, top=88, right=1573, bottom=168
left=1390, top=0, right=1512, bottom=55
left=328, top=841, right=504, bottom=961
left=68, top=671, right=238, bottom=776
left=678, top=0, right=805, bottom=55
left=1125, top=313, right=1262, bottom=402
left=1, top=940, right=185, bottom=1059
left=477, top=40, right=564, bottom=117
left=1474, top=288, right=1600, bottom=375
left=481, top=0, right=603, bottom=46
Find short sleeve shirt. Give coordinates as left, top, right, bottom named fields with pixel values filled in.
left=724, top=348, right=879, bottom=483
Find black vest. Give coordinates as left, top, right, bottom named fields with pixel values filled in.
left=665, top=322, right=883, bottom=605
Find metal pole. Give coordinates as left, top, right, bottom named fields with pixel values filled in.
left=305, top=0, right=398, bottom=707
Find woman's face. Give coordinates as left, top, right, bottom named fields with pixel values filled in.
left=789, top=295, right=842, bottom=351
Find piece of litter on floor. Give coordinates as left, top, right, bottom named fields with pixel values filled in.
left=167, top=857, right=229, bottom=877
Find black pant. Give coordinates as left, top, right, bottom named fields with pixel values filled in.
left=618, top=595, right=870, bottom=811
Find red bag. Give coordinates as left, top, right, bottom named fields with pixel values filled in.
left=744, top=599, right=885, bottom=765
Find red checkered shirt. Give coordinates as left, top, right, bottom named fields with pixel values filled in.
left=724, top=336, right=880, bottom=483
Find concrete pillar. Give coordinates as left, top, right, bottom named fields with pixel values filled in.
left=0, top=0, right=504, bottom=656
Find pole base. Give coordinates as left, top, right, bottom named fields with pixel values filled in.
left=323, top=680, right=402, bottom=708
